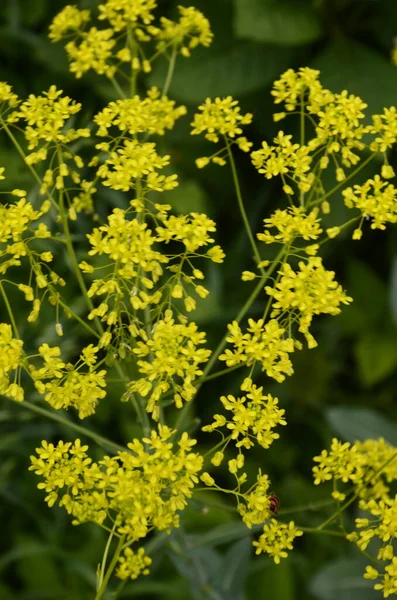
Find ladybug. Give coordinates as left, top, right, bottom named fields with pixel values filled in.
left=269, top=493, right=280, bottom=515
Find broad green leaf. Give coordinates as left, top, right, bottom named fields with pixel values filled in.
left=312, top=38, right=397, bottom=115
left=248, top=558, right=295, bottom=600
left=327, top=406, right=397, bottom=445
left=309, top=557, right=378, bottom=600
left=234, top=0, right=323, bottom=45
left=355, top=330, right=397, bottom=387
left=338, top=260, right=388, bottom=334
left=149, top=43, right=293, bottom=103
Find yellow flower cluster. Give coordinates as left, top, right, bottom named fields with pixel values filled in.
left=65, top=27, right=116, bottom=79
left=94, top=88, right=187, bottom=137
left=30, top=344, right=107, bottom=419
left=257, top=207, right=322, bottom=245
left=0, top=323, right=24, bottom=402
left=251, top=131, right=313, bottom=193
left=96, top=139, right=178, bottom=192
left=219, top=319, right=295, bottom=382
left=156, top=6, right=213, bottom=57
left=313, top=437, right=397, bottom=501
left=0, top=196, right=50, bottom=274
left=50, top=2, right=212, bottom=83
left=30, top=427, right=203, bottom=541
left=343, top=175, right=397, bottom=230
left=98, top=0, right=157, bottom=31
left=9, top=86, right=89, bottom=163
left=357, top=497, right=397, bottom=598
left=203, top=378, right=286, bottom=451
left=253, top=520, right=303, bottom=564
left=130, top=310, right=211, bottom=419
left=0, top=81, right=19, bottom=110
left=116, top=547, right=152, bottom=581
left=266, top=257, right=352, bottom=347
left=191, top=97, right=252, bottom=167
left=48, top=6, right=91, bottom=41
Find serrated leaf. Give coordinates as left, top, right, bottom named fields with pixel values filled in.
left=234, top=0, right=323, bottom=46
left=150, top=43, right=293, bottom=103
left=355, top=330, right=397, bottom=386
left=327, top=406, right=397, bottom=445
left=309, top=557, right=378, bottom=600
left=312, top=38, right=397, bottom=115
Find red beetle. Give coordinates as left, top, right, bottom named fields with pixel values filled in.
left=269, top=493, right=280, bottom=515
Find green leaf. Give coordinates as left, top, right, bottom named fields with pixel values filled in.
left=309, top=557, right=378, bottom=600
left=355, top=330, right=397, bottom=387
left=213, top=538, right=252, bottom=600
left=149, top=43, right=293, bottom=103
left=338, top=260, right=388, bottom=334
left=234, top=0, right=323, bottom=46
left=192, top=521, right=260, bottom=548
left=312, top=38, right=397, bottom=115
left=389, top=255, right=397, bottom=325
left=165, top=179, right=209, bottom=214
left=327, top=406, right=397, bottom=445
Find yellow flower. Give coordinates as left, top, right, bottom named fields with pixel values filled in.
left=203, top=379, right=286, bottom=451
left=10, top=86, right=89, bottom=153
left=191, top=97, right=252, bottom=144
left=251, top=131, right=313, bottom=192
left=30, top=427, right=203, bottom=541
left=49, top=6, right=91, bottom=41
left=94, top=87, right=187, bottom=137
left=0, top=323, right=24, bottom=401
left=0, top=82, right=19, bottom=110
left=253, top=520, right=303, bottom=563
left=219, top=319, right=295, bottom=383
left=96, top=140, right=178, bottom=192
left=116, top=547, right=151, bottom=580
left=343, top=175, right=397, bottom=230
left=265, top=257, right=352, bottom=341
left=98, top=0, right=157, bottom=31
left=257, top=207, right=322, bottom=245
left=65, top=28, right=116, bottom=79
left=156, top=6, right=213, bottom=57
left=130, top=310, right=211, bottom=419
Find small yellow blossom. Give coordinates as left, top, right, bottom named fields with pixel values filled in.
left=343, top=175, right=397, bottom=230
left=49, top=6, right=91, bottom=41
left=157, top=6, right=213, bottom=57
left=116, top=547, right=151, bottom=581
left=253, top=520, right=303, bottom=563
left=191, top=97, right=252, bottom=144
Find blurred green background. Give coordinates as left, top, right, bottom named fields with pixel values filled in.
left=1, top=0, right=397, bottom=598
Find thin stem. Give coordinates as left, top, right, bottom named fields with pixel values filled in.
left=110, top=77, right=127, bottom=99
left=197, top=364, right=242, bottom=384
left=319, top=153, right=376, bottom=204
left=6, top=397, right=126, bottom=454
left=162, top=46, right=177, bottom=97
left=97, top=522, right=117, bottom=592
left=0, top=282, right=20, bottom=338
left=95, top=534, right=126, bottom=600
left=300, top=91, right=305, bottom=207
left=225, top=138, right=264, bottom=274
left=298, top=526, right=345, bottom=537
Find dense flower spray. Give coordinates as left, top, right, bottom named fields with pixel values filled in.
left=0, top=1, right=395, bottom=597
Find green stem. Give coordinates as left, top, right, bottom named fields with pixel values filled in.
left=300, top=92, right=305, bottom=207
left=6, top=397, right=125, bottom=454
left=197, top=364, right=242, bottom=384
left=225, top=138, right=264, bottom=274
left=97, top=522, right=117, bottom=592
left=298, top=526, right=345, bottom=537
left=110, top=77, right=127, bottom=99
left=319, top=153, right=376, bottom=204
left=162, top=46, right=177, bottom=97
left=0, top=282, right=20, bottom=338
left=95, top=534, right=125, bottom=600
